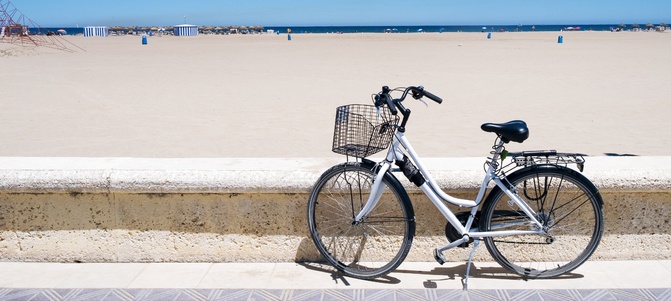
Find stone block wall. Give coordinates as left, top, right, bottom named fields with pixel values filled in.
left=1, top=157, right=670, bottom=262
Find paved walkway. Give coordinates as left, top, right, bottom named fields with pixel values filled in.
left=1, top=260, right=670, bottom=300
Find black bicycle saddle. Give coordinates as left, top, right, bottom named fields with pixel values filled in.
left=481, top=120, right=529, bottom=143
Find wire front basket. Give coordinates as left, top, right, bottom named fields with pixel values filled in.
left=332, top=104, right=399, bottom=158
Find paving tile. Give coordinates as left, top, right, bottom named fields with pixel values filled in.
left=267, top=263, right=340, bottom=289
left=600, top=260, right=671, bottom=289
left=0, top=263, right=80, bottom=288
left=55, top=263, right=148, bottom=288
left=198, top=262, right=275, bottom=289
left=659, top=260, right=671, bottom=273
left=126, top=263, right=212, bottom=289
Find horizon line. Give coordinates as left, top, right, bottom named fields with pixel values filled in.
left=40, top=22, right=668, bottom=28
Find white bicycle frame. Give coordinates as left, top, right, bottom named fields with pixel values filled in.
left=354, top=130, right=545, bottom=252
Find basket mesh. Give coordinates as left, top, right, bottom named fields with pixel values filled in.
left=332, top=104, right=399, bottom=158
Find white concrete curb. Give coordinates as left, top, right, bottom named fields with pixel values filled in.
left=0, top=156, right=669, bottom=193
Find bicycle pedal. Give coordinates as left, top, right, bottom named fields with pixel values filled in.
left=433, top=248, right=446, bottom=265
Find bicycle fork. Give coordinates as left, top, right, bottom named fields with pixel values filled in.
left=352, top=162, right=392, bottom=224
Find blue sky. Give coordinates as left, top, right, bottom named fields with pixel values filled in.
left=8, top=0, right=671, bottom=27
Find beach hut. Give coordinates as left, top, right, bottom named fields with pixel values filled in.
left=173, top=24, right=198, bottom=36
left=84, top=26, right=109, bottom=37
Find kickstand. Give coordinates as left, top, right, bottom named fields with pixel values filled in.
left=463, top=239, right=480, bottom=291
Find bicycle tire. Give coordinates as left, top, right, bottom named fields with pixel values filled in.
left=307, top=161, right=415, bottom=279
left=479, top=164, right=604, bottom=278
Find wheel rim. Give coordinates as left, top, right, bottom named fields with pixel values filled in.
left=482, top=169, right=603, bottom=278
left=309, top=165, right=412, bottom=277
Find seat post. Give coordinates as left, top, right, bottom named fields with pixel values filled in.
left=486, top=138, right=507, bottom=172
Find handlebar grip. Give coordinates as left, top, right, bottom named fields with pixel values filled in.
left=422, top=89, right=443, bottom=104
left=385, top=94, right=398, bottom=115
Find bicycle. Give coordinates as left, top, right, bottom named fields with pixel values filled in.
left=306, top=85, right=604, bottom=287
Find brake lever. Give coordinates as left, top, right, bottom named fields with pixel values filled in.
left=410, top=88, right=429, bottom=107
left=411, top=89, right=422, bottom=100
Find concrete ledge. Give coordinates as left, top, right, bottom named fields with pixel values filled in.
left=0, top=158, right=339, bottom=193
left=1, top=156, right=670, bottom=263
left=2, top=156, right=670, bottom=193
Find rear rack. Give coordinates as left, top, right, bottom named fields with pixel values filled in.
left=508, top=150, right=586, bottom=172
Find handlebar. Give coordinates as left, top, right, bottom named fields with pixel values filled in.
left=374, top=85, right=443, bottom=115
left=421, top=88, right=443, bottom=104
left=373, top=85, right=444, bottom=132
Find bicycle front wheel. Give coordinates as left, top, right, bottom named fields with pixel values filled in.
left=307, top=161, right=415, bottom=279
left=480, top=165, right=604, bottom=278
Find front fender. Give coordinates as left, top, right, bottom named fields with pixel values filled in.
left=360, top=158, right=416, bottom=221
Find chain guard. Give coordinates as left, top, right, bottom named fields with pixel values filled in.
left=444, top=212, right=477, bottom=248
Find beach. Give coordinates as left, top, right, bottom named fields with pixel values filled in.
left=1, top=31, right=669, bottom=158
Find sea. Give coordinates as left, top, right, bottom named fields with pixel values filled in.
left=30, top=24, right=627, bottom=35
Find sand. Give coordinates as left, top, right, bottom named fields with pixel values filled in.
left=1, top=31, right=670, bottom=158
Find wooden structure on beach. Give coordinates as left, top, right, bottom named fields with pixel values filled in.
left=0, top=0, right=81, bottom=52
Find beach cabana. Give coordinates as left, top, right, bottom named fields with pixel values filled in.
left=84, top=26, right=109, bottom=37
left=173, top=24, right=198, bottom=36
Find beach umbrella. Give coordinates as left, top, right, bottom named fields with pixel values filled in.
left=150, top=27, right=158, bottom=31
left=631, top=24, right=640, bottom=29
left=646, top=23, right=654, bottom=30
left=256, top=25, right=264, bottom=32
left=618, top=23, right=626, bottom=29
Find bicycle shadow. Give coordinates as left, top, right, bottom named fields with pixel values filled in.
left=394, top=263, right=584, bottom=288
left=297, top=262, right=403, bottom=285
left=297, top=262, right=584, bottom=288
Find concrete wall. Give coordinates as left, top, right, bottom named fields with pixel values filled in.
left=1, top=157, right=670, bottom=263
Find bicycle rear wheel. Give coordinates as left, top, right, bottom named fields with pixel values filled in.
left=307, top=161, right=415, bottom=279
left=480, top=165, right=604, bottom=278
